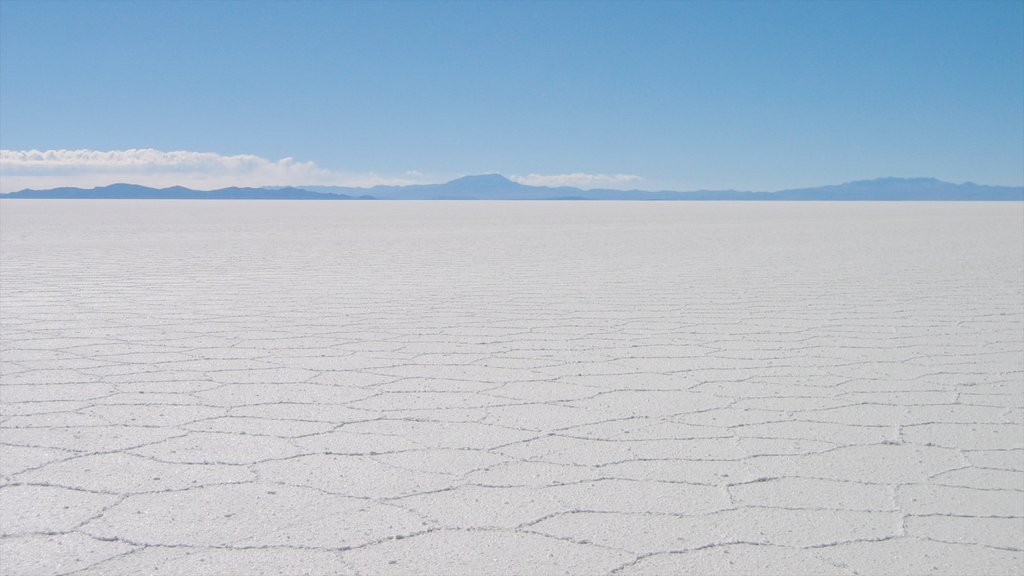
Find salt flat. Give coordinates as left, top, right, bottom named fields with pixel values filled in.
left=0, top=200, right=1021, bottom=575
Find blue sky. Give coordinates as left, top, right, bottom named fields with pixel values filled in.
left=1, top=1, right=1022, bottom=191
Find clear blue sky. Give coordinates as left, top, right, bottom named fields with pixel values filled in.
left=1, top=0, right=1022, bottom=191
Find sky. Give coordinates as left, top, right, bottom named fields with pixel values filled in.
left=1, top=0, right=1022, bottom=192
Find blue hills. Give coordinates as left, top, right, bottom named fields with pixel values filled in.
left=2, top=183, right=369, bottom=200
left=4, top=175, right=1022, bottom=200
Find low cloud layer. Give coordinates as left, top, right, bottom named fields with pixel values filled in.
left=0, top=149, right=428, bottom=192
left=0, top=149, right=646, bottom=193
left=509, top=172, right=642, bottom=189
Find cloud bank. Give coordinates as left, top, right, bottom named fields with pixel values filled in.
left=0, top=149, right=646, bottom=193
left=0, top=149, right=428, bottom=192
left=509, top=172, right=642, bottom=189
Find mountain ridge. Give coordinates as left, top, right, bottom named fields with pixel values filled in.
left=4, top=176, right=1022, bottom=200
left=3, top=184, right=365, bottom=200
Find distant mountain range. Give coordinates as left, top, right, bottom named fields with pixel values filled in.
left=4, top=176, right=1022, bottom=200
left=1, top=183, right=373, bottom=200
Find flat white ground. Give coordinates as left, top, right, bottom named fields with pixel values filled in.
left=0, top=201, right=1021, bottom=576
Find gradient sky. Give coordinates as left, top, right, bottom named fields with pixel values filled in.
left=1, top=0, right=1022, bottom=191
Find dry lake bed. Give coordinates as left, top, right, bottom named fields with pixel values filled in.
left=0, top=201, right=1021, bottom=575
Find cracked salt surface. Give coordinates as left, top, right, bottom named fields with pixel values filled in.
left=0, top=200, right=1021, bottom=575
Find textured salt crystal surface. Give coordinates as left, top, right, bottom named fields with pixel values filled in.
left=1, top=201, right=1021, bottom=575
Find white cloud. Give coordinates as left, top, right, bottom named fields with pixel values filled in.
left=0, top=150, right=648, bottom=193
left=509, top=172, right=642, bottom=189
left=0, top=149, right=430, bottom=192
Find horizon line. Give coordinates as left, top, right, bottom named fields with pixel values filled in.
left=4, top=174, right=1024, bottom=196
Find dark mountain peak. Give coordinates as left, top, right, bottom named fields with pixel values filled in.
left=442, top=170, right=524, bottom=188
left=436, top=174, right=525, bottom=196
left=447, top=173, right=515, bottom=185
left=100, top=182, right=148, bottom=192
